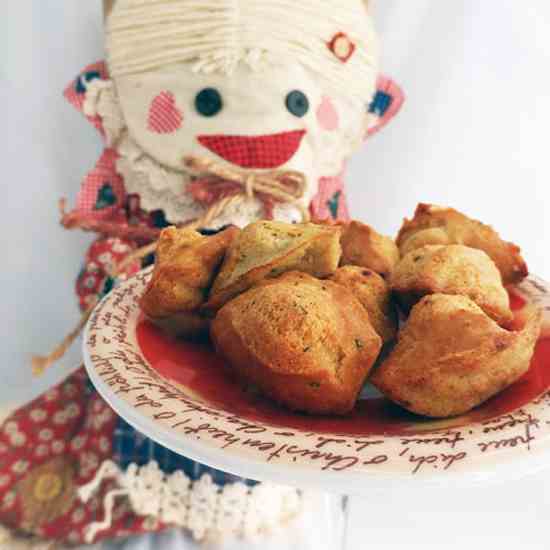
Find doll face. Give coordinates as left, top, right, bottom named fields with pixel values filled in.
left=114, top=61, right=357, bottom=199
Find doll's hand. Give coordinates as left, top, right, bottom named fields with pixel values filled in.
left=366, top=75, right=405, bottom=138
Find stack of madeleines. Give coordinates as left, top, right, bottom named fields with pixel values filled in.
left=140, top=204, right=542, bottom=419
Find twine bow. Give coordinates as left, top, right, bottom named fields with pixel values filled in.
left=183, top=155, right=310, bottom=229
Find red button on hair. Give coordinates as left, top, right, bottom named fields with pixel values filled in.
left=148, top=91, right=183, bottom=134
left=198, top=130, right=306, bottom=169
left=328, top=32, right=356, bottom=63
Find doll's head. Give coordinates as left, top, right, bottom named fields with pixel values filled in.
left=103, top=0, right=380, bottom=224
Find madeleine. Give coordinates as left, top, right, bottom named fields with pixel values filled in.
left=371, top=294, right=542, bottom=418
left=207, top=221, right=342, bottom=310
left=340, top=220, right=400, bottom=278
left=140, top=225, right=239, bottom=337
left=331, top=266, right=397, bottom=343
left=390, top=245, right=513, bottom=325
left=396, top=204, right=528, bottom=285
left=211, top=272, right=382, bottom=415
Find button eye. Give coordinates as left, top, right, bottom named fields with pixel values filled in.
left=286, top=90, right=309, bottom=118
left=195, top=88, right=223, bottom=117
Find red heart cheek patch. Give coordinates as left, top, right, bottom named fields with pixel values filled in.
left=147, top=91, right=183, bottom=134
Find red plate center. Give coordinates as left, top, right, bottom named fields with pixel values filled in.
left=137, top=291, right=550, bottom=437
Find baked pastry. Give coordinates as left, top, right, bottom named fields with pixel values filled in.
left=370, top=294, right=542, bottom=418
left=207, top=221, right=342, bottom=310
left=390, top=244, right=513, bottom=325
left=396, top=204, right=528, bottom=285
left=340, top=220, right=399, bottom=277
left=211, top=272, right=382, bottom=415
left=330, top=266, right=397, bottom=343
left=140, top=225, right=239, bottom=337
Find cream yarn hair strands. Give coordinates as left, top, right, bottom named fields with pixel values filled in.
left=105, top=0, right=379, bottom=104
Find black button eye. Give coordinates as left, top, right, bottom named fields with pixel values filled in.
left=195, top=88, right=223, bottom=117
left=286, top=90, right=309, bottom=118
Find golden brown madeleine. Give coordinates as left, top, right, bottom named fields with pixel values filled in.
left=390, top=245, right=513, bottom=326
left=207, top=221, right=342, bottom=310
left=340, top=221, right=400, bottom=278
left=331, top=266, right=397, bottom=343
left=140, top=225, right=240, bottom=337
left=396, top=204, right=528, bottom=285
left=371, top=294, right=542, bottom=418
left=211, top=272, right=382, bottom=415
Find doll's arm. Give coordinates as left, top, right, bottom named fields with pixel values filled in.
left=366, top=74, right=405, bottom=137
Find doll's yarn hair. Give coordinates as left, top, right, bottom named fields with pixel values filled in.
left=105, top=0, right=379, bottom=104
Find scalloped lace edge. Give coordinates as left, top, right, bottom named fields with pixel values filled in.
left=78, top=460, right=303, bottom=544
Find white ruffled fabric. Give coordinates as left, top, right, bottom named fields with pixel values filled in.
left=0, top=491, right=346, bottom=550
left=76, top=489, right=344, bottom=550
left=78, top=460, right=302, bottom=545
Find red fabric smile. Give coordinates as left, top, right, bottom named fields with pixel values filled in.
left=197, top=130, right=306, bottom=169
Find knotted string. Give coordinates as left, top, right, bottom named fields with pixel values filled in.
left=183, top=154, right=310, bottom=227
left=31, top=301, right=96, bottom=376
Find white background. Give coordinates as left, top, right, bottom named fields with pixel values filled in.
left=3, top=1, right=550, bottom=549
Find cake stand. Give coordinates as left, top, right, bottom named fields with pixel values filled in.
left=83, top=268, right=550, bottom=548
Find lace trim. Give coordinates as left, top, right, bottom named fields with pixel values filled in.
left=78, top=460, right=302, bottom=544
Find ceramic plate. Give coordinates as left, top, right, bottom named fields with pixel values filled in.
left=83, top=268, right=550, bottom=493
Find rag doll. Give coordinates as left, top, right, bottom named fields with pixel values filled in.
left=0, top=1, right=403, bottom=546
